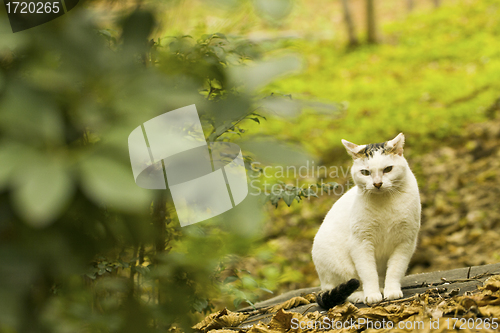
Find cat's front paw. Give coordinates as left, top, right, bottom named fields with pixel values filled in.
left=383, top=288, right=403, bottom=301
left=364, top=292, right=383, bottom=304
left=347, top=291, right=364, bottom=303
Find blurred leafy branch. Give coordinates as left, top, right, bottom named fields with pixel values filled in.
left=0, top=2, right=340, bottom=331
left=266, top=181, right=339, bottom=208
left=219, top=266, right=273, bottom=309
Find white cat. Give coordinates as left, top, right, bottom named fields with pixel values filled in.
left=312, top=133, right=421, bottom=307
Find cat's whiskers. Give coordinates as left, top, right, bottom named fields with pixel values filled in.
left=387, top=187, right=402, bottom=199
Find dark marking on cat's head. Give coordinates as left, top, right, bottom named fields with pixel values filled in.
left=357, top=142, right=387, bottom=158
left=342, top=133, right=405, bottom=159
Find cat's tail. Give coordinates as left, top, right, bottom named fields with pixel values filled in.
left=316, top=279, right=360, bottom=309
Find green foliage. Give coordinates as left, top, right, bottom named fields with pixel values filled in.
left=220, top=268, right=273, bottom=309
left=266, top=181, right=338, bottom=207
left=255, top=0, right=500, bottom=161
left=158, top=33, right=263, bottom=100
left=0, top=4, right=287, bottom=331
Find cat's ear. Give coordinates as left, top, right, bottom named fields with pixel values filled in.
left=342, top=139, right=366, bottom=159
left=386, top=133, right=405, bottom=156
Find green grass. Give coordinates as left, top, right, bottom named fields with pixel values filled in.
left=249, top=0, right=500, bottom=160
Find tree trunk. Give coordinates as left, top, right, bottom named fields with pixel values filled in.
left=153, top=192, right=166, bottom=259
left=152, top=190, right=169, bottom=305
left=433, top=0, right=441, bottom=8
left=341, top=0, right=358, bottom=47
left=407, top=0, right=414, bottom=12
left=366, top=0, right=377, bottom=44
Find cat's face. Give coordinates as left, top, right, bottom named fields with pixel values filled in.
left=342, top=133, right=407, bottom=194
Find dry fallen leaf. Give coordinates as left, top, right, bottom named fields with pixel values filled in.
left=268, top=309, right=295, bottom=331
left=247, top=322, right=274, bottom=333
left=193, top=308, right=249, bottom=332
left=478, top=304, right=500, bottom=317
left=304, top=311, right=323, bottom=321
left=482, top=276, right=500, bottom=292
left=267, top=296, right=310, bottom=313
left=327, top=302, right=358, bottom=321
left=303, top=293, right=317, bottom=302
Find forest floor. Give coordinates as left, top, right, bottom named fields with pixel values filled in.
left=193, top=267, right=500, bottom=333
left=410, top=105, right=500, bottom=273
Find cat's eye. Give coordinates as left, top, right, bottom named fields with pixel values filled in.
left=360, top=169, right=370, bottom=176
left=383, top=166, right=393, bottom=173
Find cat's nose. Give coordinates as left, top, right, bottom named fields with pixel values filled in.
left=373, top=182, right=383, bottom=189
